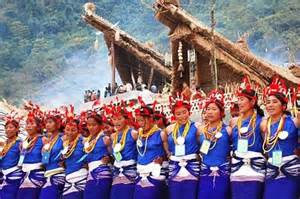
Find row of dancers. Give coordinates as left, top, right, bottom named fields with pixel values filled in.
left=0, top=76, right=299, bottom=199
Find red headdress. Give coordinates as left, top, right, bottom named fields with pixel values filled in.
left=204, top=89, right=225, bottom=117
left=134, top=96, right=153, bottom=117
left=101, top=114, right=113, bottom=126
left=0, top=111, right=23, bottom=128
left=264, top=75, right=288, bottom=103
left=24, top=102, right=45, bottom=129
left=62, top=105, right=78, bottom=127
left=205, top=89, right=225, bottom=107
left=152, top=100, right=163, bottom=118
left=169, top=93, right=191, bottom=113
left=24, top=101, right=45, bottom=122
left=43, top=107, right=64, bottom=129
left=236, top=76, right=257, bottom=101
left=105, top=97, right=133, bottom=119
left=152, top=100, right=169, bottom=126
left=291, top=84, right=300, bottom=107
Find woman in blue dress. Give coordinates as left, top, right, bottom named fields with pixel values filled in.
left=17, top=115, right=46, bottom=199
left=166, top=96, right=201, bottom=199
left=261, top=77, right=300, bottom=199
left=230, top=77, right=266, bottom=199
left=83, top=112, right=112, bottom=199
left=0, top=119, right=25, bottom=199
left=109, top=105, right=138, bottom=199
left=39, top=115, right=65, bottom=199
left=133, top=105, right=167, bottom=199
left=197, top=90, right=231, bottom=199
left=62, top=118, right=87, bottom=199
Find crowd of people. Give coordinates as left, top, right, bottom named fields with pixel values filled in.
left=0, top=75, right=299, bottom=199
left=84, top=90, right=101, bottom=103
left=102, top=74, right=167, bottom=99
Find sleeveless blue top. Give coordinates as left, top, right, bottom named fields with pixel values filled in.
left=137, top=130, right=164, bottom=165
left=199, top=124, right=230, bottom=166
left=1, top=140, right=21, bottom=170
left=268, top=116, right=298, bottom=157
left=44, top=136, right=63, bottom=171
left=85, top=134, right=109, bottom=163
left=24, top=136, right=43, bottom=164
left=116, top=128, right=137, bottom=161
left=232, top=115, right=263, bottom=152
left=65, top=137, right=85, bottom=175
left=168, top=122, right=199, bottom=155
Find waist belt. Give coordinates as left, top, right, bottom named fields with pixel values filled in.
left=200, top=162, right=230, bottom=177
left=169, top=157, right=200, bottom=179
left=231, top=153, right=266, bottom=174
left=266, top=157, right=300, bottom=179
left=113, top=162, right=137, bottom=182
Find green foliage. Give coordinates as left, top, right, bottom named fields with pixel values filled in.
left=0, top=0, right=299, bottom=104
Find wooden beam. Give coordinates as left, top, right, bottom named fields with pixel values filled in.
left=114, top=38, right=172, bottom=78
left=154, top=3, right=300, bottom=85
left=83, top=14, right=172, bottom=78
left=185, top=33, right=268, bottom=86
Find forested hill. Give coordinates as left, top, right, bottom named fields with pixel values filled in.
left=0, top=0, right=299, bottom=104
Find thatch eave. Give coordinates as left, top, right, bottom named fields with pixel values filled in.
left=82, top=14, right=172, bottom=79
left=154, top=2, right=300, bottom=86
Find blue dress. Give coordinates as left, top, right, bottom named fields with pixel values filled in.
left=17, top=137, right=46, bottom=199
left=39, top=136, right=65, bottom=199
left=84, top=133, right=112, bottom=199
left=167, top=122, right=200, bottom=199
left=198, top=124, right=231, bottom=199
left=231, top=115, right=265, bottom=199
left=63, top=137, right=87, bottom=199
left=110, top=128, right=137, bottom=199
left=0, top=140, right=25, bottom=199
left=232, top=115, right=264, bottom=153
left=264, top=116, right=300, bottom=199
left=134, top=130, right=166, bottom=199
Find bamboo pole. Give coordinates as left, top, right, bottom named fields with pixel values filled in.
left=148, top=68, right=155, bottom=89
left=171, top=40, right=181, bottom=94
left=210, top=0, right=217, bottom=89
left=111, top=42, right=116, bottom=93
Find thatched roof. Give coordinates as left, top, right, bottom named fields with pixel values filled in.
left=154, top=1, right=300, bottom=87
left=82, top=12, right=172, bottom=87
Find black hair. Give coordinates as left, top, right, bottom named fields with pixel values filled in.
left=87, top=113, right=103, bottom=125
left=26, top=117, right=43, bottom=134
left=214, top=100, right=225, bottom=118
left=153, top=111, right=169, bottom=127
left=241, top=89, right=264, bottom=117
left=272, top=93, right=290, bottom=115
left=5, top=120, right=19, bottom=128
left=45, top=115, right=64, bottom=132
left=138, top=106, right=153, bottom=117
left=273, top=93, right=287, bottom=106
left=64, top=119, right=80, bottom=127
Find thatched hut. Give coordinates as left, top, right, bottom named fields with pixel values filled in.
left=154, top=1, right=300, bottom=92
left=82, top=9, right=172, bottom=93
